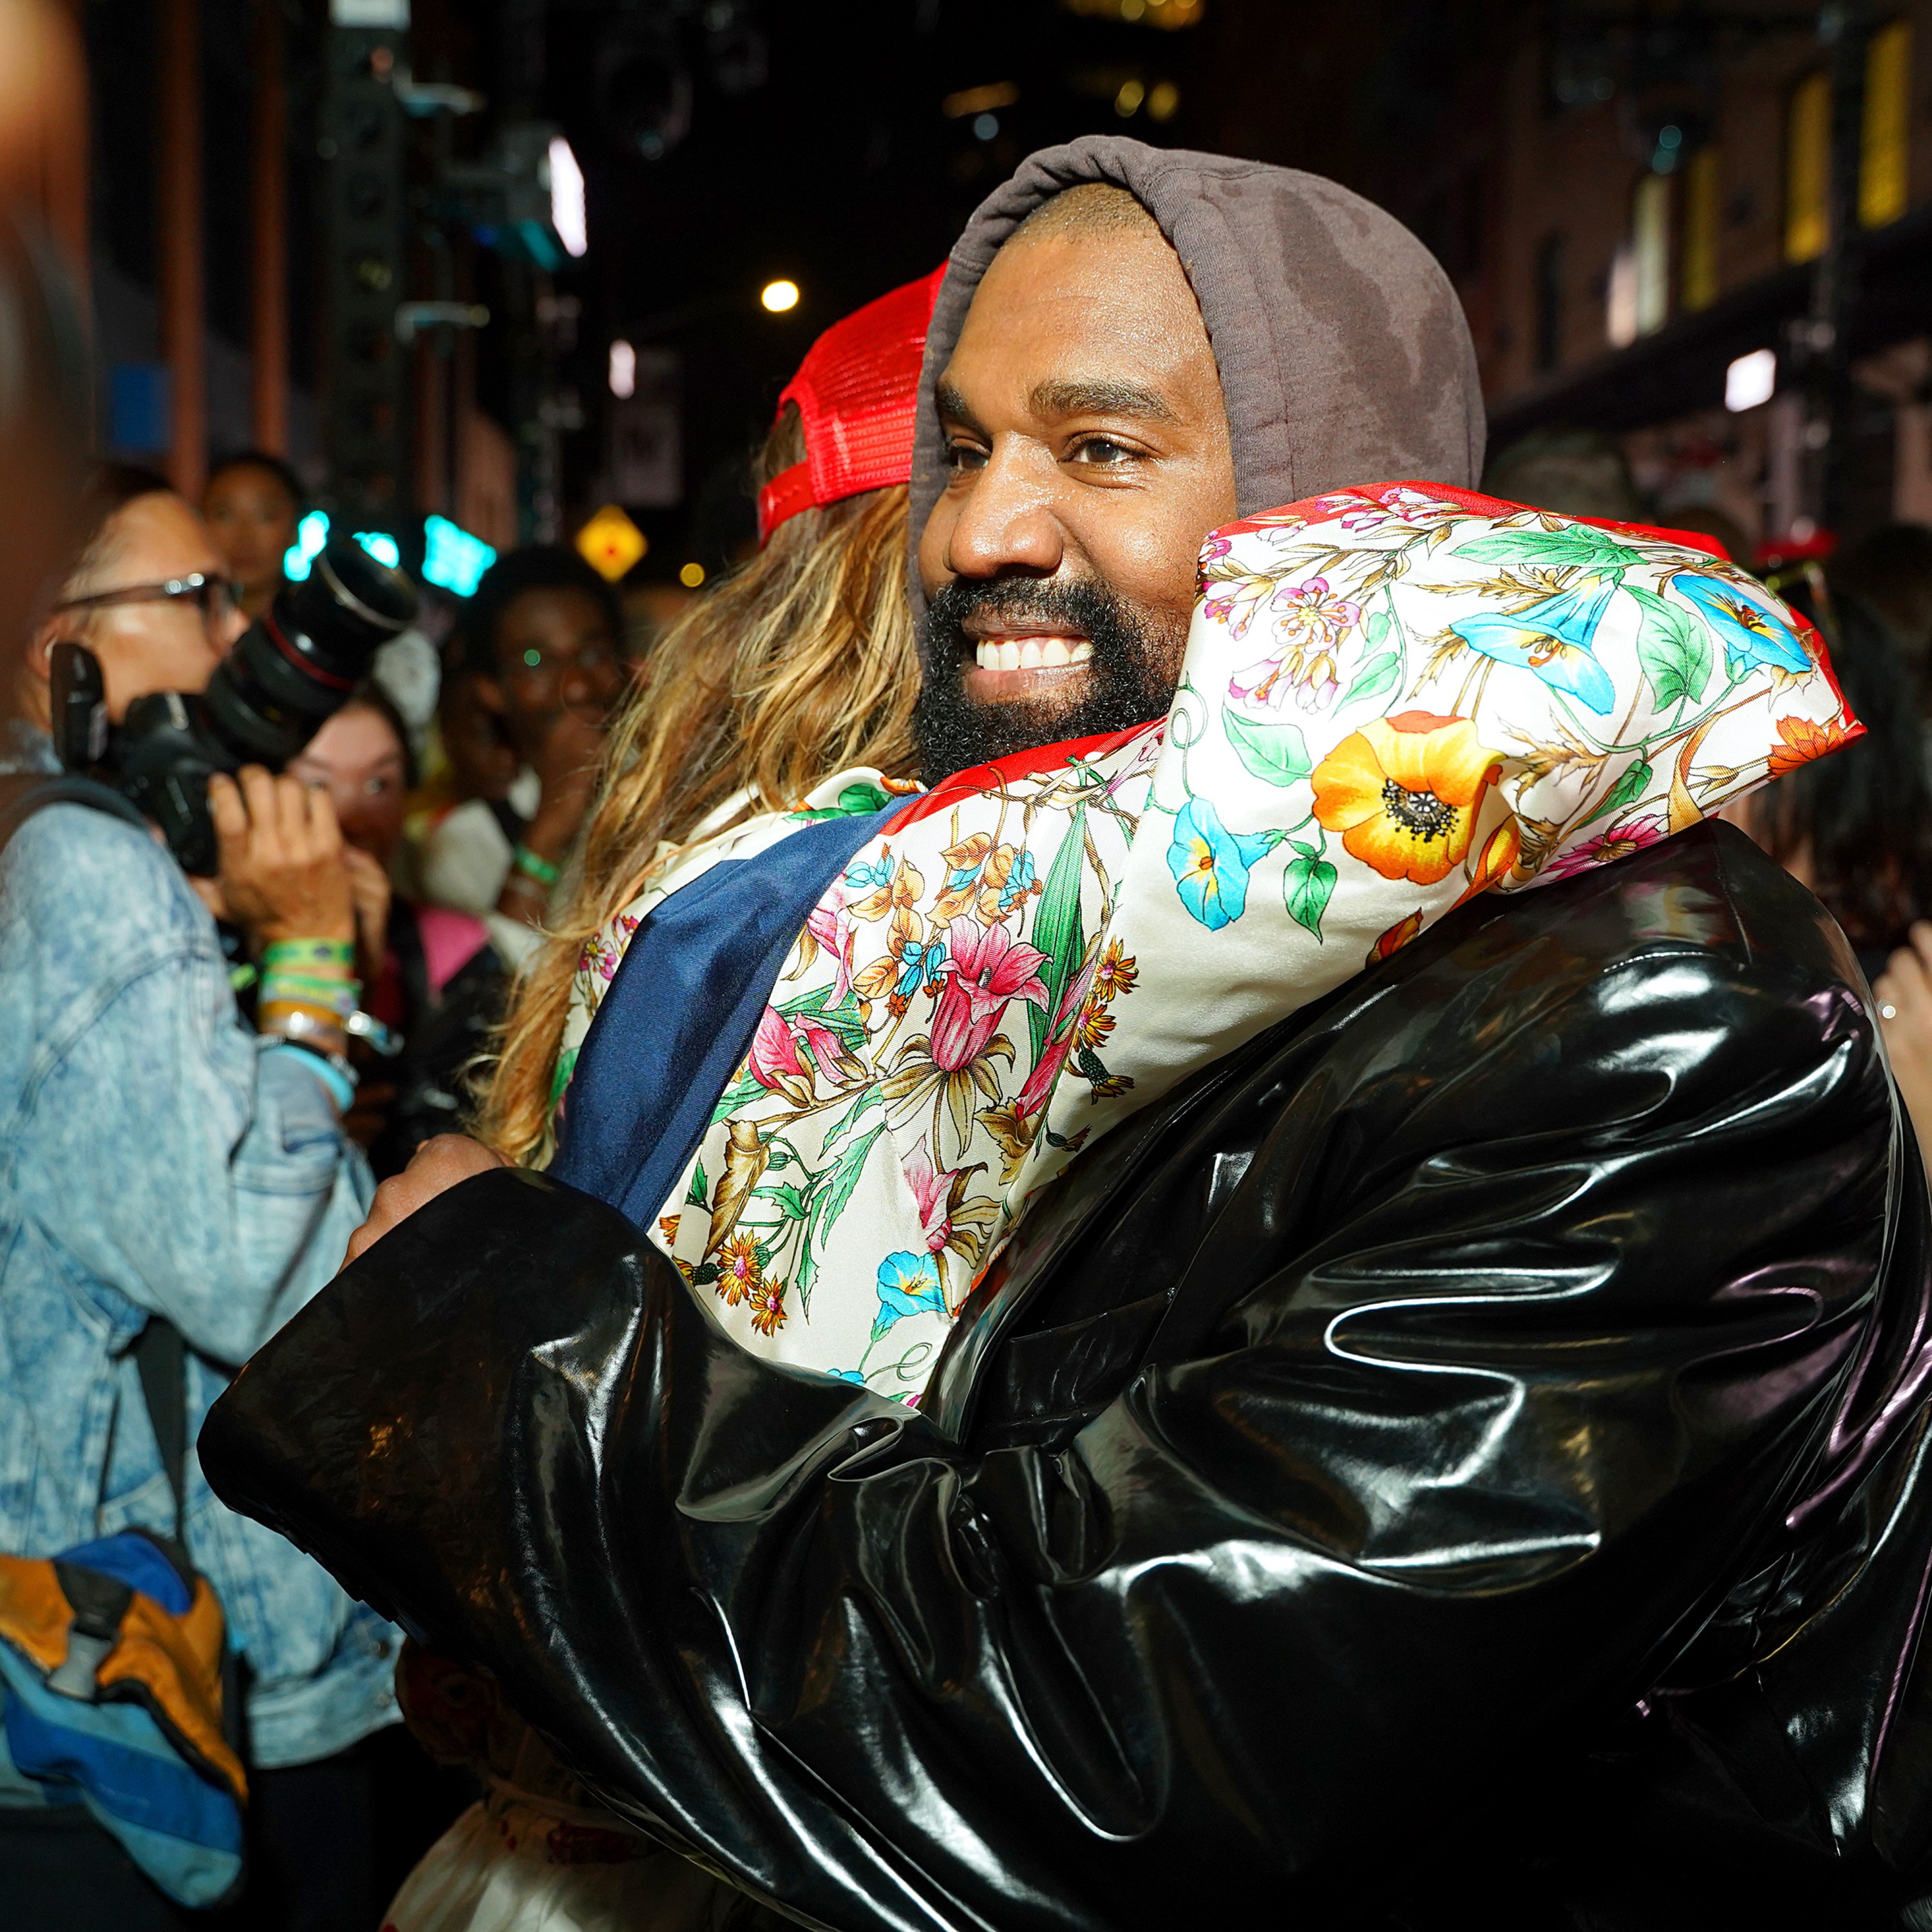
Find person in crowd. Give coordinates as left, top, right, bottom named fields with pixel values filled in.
left=1, top=466, right=399, bottom=1928
left=1837, top=521, right=1932, bottom=701
left=287, top=684, right=507, bottom=1180
left=1719, top=590, right=1932, bottom=982
left=1712, top=585, right=1932, bottom=1166
left=412, top=547, right=625, bottom=967
left=202, top=448, right=304, bottom=622
left=375, top=265, right=939, bottom=1932
left=209, top=142, right=1932, bottom=1927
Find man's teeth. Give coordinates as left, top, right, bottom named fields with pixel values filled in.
left=972, top=638, right=1095, bottom=672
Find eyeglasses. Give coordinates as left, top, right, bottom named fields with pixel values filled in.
left=55, top=573, right=239, bottom=636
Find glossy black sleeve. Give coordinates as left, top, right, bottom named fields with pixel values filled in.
left=200, top=928, right=1901, bottom=1932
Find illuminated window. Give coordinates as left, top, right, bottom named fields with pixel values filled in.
left=1680, top=147, right=1720, bottom=313
left=1861, top=19, right=1913, bottom=229
left=1785, top=70, right=1831, bottom=264
left=1633, top=173, right=1671, bottom=336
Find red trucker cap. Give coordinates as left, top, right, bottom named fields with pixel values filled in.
left=757, top=263, right=948, bottom=544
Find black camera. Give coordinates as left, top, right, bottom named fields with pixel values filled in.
left=51, top=537, right=416, bottom=875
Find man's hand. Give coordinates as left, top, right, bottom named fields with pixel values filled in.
left=344, top=1133, right=507, bottom=1264
left=1875, top=922, right=1932, bottom=1158
left=209, top=766, right=356, bottom=946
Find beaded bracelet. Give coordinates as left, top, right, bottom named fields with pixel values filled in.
left=511, top=842, right=562, bottom=888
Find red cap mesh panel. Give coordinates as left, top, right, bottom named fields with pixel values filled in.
left=766, top=264, right=947, bottom=533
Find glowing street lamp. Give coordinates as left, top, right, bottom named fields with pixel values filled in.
left=548, top=135, right=587, bottom=259
left=760, top=278, right=799, bottom=314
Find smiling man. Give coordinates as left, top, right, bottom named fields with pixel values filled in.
left=910, top=183, right=1235, bottom=771
left=907, top=164, right=1477, bottom=781
left=204, top=141, right=1932, bottom=1931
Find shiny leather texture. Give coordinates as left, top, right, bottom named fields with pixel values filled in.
left=202, top=824, right=1932, bottom=1929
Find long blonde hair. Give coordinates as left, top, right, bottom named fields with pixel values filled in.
left=477, top=408, right=921, bottom=1164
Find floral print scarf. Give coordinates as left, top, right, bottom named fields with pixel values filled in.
left=561, top=483, right=1855, bottom=1400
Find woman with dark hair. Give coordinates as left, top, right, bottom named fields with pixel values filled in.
left=1722, top=587, right=1932, bottom=1149
left=202, top=449, right=305, bottom=621
left=288, top=683, right=506, bottom=1179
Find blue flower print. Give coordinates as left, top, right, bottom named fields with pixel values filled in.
left=1167, top=797, right=1275, bottom=931
left=1671, top=573, right=1811, bottom=675
left=1449, top=582, right=1618, bottom=715
left=895, top=936, right=945, bottom=1000
left=845, top=849, right=896, bottom=891
left=996, top=849, right=1038, bottom=913
left=873, top=1250, right=945, bottom=1341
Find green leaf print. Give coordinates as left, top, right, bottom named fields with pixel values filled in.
left=1454, top=529, right=1629, bottom=571
left=788, top=780, right=893, bottom=823
left=795, top=1122, right=884, bottom=1312
left=1578, top=759, right=1653, bottom=829
left=1340, top=650, right=1402, bottom=709
left=1223, top=710, right=1314, bottom=788
left=1627, top=585, right=1713, bottom=708
left=687, top=1159, right=708, bottom=1208
left=755, top=1182, right=810, bottom=1221
left=1027, top=806, right=1087, bottom=1064
left=1282, top=842, right=1338, bottom=939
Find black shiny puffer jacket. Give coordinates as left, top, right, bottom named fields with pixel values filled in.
left=202, top=823, right=1932, bottom=1929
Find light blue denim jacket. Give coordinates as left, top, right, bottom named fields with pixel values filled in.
left=0, top=726, right=397, bottom=1770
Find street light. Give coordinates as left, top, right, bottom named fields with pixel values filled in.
left=549, top=136, right=587, bottom=259
left=760, top=279, right=799, bottom=314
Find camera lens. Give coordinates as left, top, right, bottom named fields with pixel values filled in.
left=203, top=536, right=415, bottom=766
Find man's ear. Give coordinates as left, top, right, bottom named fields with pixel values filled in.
left=22, top=614, right=60, bottom=687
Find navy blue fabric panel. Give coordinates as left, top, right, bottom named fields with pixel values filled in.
left=549, top=806, right=898, bottom=1235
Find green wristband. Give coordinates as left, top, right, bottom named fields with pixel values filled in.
left=512, top=842, right=562, bottom=887
left=262, top=938, right=355, bottom=972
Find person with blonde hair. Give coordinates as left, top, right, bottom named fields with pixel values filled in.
left=368, top=266, right=944, bottom=1932
left=477, top=267, right=943, bottom=1173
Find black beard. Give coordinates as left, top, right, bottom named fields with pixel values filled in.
left=913, top=576, right=1185, bottom=784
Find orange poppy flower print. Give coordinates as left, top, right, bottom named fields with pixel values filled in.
left=1766, top=712, right=1857, bottom=779
left=1311, top=712, right=1503, bottom=885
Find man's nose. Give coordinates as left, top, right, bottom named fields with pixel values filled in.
left=943, top=447, right=1065, bottom=581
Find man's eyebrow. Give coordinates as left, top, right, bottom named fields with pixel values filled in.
left=1026, top=377, right=1176, bottom=424
left=934, top=379, right=989, bottom=438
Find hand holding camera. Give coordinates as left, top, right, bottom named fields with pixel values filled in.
left=203, top=764, right=356, bottom=947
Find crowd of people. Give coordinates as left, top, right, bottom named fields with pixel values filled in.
left=8, top=119, right=1932, bottom=1932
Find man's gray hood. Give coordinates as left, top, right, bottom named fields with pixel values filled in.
left=910, top=136, right=1485, bottom=589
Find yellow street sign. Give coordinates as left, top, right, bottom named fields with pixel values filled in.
left=576, top=503, right=647, bottom=583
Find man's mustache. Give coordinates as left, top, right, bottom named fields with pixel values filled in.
left=926, top=576, right=1121, bottom=651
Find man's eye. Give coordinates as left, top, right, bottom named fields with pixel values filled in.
left=1069, top=437, right=1135, bottom=466
left=943, top=441, right=987, bottom=473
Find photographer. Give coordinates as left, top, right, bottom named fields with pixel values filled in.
left=1, top=466, right=397, bottom=1927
